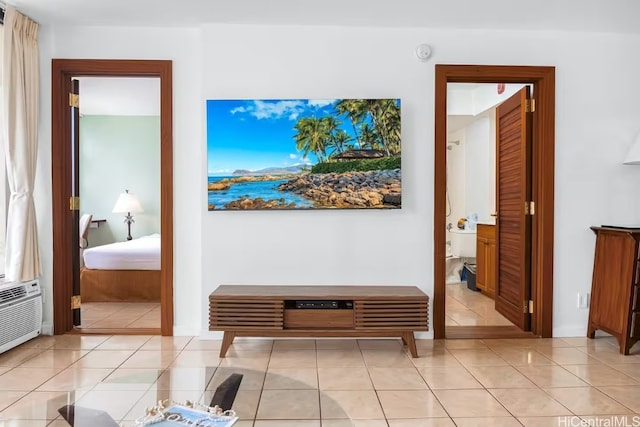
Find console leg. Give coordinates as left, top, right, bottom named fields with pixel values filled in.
left=219, top=331, right=235, bottom=358
left=403, top=331, right=418, bottom=358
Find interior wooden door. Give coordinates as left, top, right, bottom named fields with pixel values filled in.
left=494, top=87, right=532, bottom=330
left=70, top=78, right=81, bottom=327
left=52, top=60, right=173, bottom=336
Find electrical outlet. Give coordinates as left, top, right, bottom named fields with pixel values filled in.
left=577, top=292, right=590, bottom=309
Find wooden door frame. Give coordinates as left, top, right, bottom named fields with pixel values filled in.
left=434, top=64, right=555, bottom=339
left=51, top=59, right=173, bottom=335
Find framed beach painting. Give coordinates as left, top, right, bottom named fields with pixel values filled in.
left=206, top=98, right=401, bottom=210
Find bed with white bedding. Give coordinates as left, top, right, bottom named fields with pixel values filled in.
left=81, top=234, right=161, bottom=302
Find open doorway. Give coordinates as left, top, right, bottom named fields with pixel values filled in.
left=433, top=65, right=555, bottom=340
left=51, top=59, right=174, bottom=336
left=446, top=83, right=513, bottom=329
left=77, top=76, right=161, bottom=330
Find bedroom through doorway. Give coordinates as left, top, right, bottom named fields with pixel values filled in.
left=76, top=76, right=162, bottom=331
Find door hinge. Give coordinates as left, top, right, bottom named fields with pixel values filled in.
left=69, top=196, right=80, bottom=211
left=525, top=201, right=535, bottom=216
left=526, top=99, right=535, bottom=113
left=71, top=295, right=81, bottom=309
left=69, top=93, right=79, bottom=108
left=524, top=300, right=533, bottom=314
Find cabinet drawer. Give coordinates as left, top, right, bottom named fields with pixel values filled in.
left=209, top=299, right=283, bottom=330
left=477, top=224, right=496, bottom=240
left=285, top=309, right=353, bottom=329
left=355, top=300, right=429, bottom=330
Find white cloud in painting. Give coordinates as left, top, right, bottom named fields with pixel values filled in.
left=230, top=106, right=247, bottom=114
left=289, top=154, right=298, bottom=159
left=252, top=100, right=305, bottom=120
left=308, top=99, right=337, bottom=108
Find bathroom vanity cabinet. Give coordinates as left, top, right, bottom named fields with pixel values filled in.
left=476, top=224, right=496, bottom=299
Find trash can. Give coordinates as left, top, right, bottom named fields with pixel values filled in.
left=463, top=263, right=479, bottom=292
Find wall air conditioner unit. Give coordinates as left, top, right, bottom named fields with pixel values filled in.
left=0, top=278, right=42, bottom=354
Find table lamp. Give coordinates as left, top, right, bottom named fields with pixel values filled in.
left=112, top=190, right=143, bottom=241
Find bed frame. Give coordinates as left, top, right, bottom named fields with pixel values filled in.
left=80, top=268, right=161, bottom=302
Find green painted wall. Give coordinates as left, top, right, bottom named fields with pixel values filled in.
left=79, top=115, right=160, bottom=247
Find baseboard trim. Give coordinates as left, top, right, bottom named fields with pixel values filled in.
left=553, top=326, right=587, bottom=337
left=173, top=325, right=201, bottom=337
left=200, top=330, right=224, bottom=340
left=41, top=322, right=53, bottom=336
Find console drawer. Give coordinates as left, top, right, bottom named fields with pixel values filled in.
left=284, top=309, right=354, bottom=329
left=209, top=299, right=283, bottom=330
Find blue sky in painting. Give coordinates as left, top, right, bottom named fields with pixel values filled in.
left=207, top=99, right=345, bottom=176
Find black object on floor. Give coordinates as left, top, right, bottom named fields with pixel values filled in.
left=463, top=263, right=480, bottom=292
left=58, top=405, right=120, bottom=426
left=210, top=373, right=243, bottom=410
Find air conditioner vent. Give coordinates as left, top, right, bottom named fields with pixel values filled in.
left=0, top=279, right=42, bottom=354
left=0, top=285, right=26, bottom=304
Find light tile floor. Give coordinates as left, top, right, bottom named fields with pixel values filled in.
left=0, top=335, right=638, bottom=426
left=446, top=281, right=515, bottom=327
left=79, top=302, right=161, bottom=329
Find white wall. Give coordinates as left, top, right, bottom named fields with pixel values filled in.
left=80, top=115, right=161, bottom=247
left=446, top=129, right=466, bottom=249
left=35, top=23, right=640, bottom=337
left=464, top=117, right=492, bottom=223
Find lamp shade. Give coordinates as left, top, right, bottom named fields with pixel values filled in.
left=112, top=191, right=144, bottom=214
left=623, top=133, right=640, bottom=165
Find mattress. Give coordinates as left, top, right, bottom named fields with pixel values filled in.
left=83, top=233, right=160, bottom=270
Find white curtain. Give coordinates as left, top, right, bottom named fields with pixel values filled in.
left=1, top=7, right=41, bottom=282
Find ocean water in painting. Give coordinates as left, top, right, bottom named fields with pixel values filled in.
left=207, top=176, right=313, bottom=209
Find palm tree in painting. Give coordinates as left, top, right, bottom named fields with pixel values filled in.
left=293, top=117, right=330, bottom=162
left=335, top=99, right=366, bottom=148
left=359, top=123, right=378, bottom=150
left=321, top=116, right=342, bottom=154
left=293, top=99, right=400, bottom=163
left=331, top=129, right=353, bottom=155
left=376, top=99, right=401, bottom=155
left=359, top=99, right=391, bottom=156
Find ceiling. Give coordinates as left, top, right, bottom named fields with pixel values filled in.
left=8, top=0, right=640, bottom=34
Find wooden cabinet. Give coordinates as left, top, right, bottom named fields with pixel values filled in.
left=588, top=227, right=640, bottom=355
left=476, top=224, right=496, bottom=299
left=209, top=285, right=429, bottom=358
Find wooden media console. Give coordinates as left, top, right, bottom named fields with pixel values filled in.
left=209, top=285, right=429, bottom=358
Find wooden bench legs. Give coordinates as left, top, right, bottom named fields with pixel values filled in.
left=218, top=330, right=419, bottom=358
left=220, top=331, right=236, bottom=358
left=402, top=331, right=418, bottom=358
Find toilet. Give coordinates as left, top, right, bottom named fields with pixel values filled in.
left=446, top=228, right=477, bottom=284
left=450, top=228, right=477, bottom=258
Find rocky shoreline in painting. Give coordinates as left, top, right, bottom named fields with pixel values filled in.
left=277, top=169, right=401, bottom=208
left=207, top=170, right=401, bottom=210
